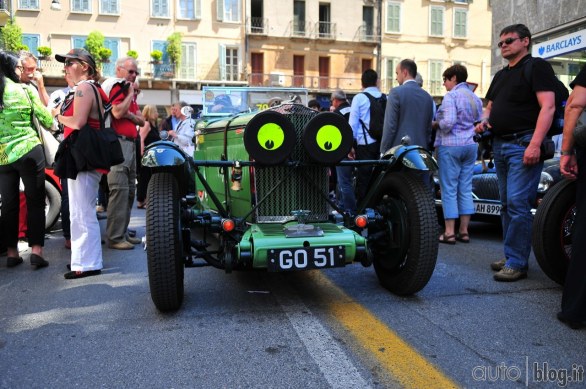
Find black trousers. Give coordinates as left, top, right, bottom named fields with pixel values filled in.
left=0, top=145, right=46, bottom=248
left=354, top=142, right=380, bottom=203
left=136, top=165, right=152, bottom=203
left=60, top=177, right=70, bottom=240
left=561, top=147, right=586, bottom=321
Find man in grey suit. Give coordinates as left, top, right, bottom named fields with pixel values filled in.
left=380, top=59, right=435, bottom=153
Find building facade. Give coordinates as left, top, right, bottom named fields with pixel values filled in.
left=1, top=0, right=492, bottom=106
left=490, top=0, right=586, bottom=87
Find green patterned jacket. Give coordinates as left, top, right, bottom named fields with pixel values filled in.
left=0, top=78, right=53, bottom=165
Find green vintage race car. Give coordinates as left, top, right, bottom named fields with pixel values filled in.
left=142, top=87, right=439, bottom=312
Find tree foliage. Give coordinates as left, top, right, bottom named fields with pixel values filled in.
left=85, top=31, right=105, bottom=67
left=1, top=18, right=27, bottom=52
left=166, top=32, right=182, bottom=65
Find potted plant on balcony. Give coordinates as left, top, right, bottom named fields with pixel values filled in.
left=165, top=32, right=182, bottom=78
left=150, top=50, right=163, bottom=64
left=85, top=31, right=107, bottom=69
left=98, top=47, right=112, bottom=63
left=127, top=50, right=139, bottom=60
left=37, top=46, right=52, bottom=61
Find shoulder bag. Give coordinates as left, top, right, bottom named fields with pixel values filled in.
left=70, top=83, right=124, bottom=171
left=24, top=87, right=60, bottom=167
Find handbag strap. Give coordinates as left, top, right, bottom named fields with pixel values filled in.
left=22, top=85, right=43, bottom=139
left=86, top=82, right=106, bottom=131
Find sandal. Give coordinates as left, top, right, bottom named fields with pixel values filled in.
left=439, top=233, right=456, bottom=245
left=64, top=270, right=101, bottom=279
left=456, top=233, right=470, bottom=243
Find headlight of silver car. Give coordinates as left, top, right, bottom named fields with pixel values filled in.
left=537, top=172, right=554, bottom=193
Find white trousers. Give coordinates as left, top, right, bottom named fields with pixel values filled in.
left=68, top=171, right=103, bottom=271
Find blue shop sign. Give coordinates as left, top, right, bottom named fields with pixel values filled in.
left=532, top=29, right=586, bottom=59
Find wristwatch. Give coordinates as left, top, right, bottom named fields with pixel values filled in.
left=560, top=150, right=574, bottom=156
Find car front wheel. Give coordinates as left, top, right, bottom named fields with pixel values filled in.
left=146, top=172, right=185, bottom=312
left=368, top=172, right=439, bottom=295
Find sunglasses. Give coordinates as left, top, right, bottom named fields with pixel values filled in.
left=120, top=67, right=140, bottom=76
left=64, top=60, right=80, bottom=67
left=497, top=37, right=521, bottom=48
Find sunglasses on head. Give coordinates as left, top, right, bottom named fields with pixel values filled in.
left=497, top=37, right=521, bottom=48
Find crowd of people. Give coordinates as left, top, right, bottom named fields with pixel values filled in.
left=325, top=23, right=584, bottom=329
left=0, top=48, right=195, bottom=280
left=0, top=22, right=583, bottom=328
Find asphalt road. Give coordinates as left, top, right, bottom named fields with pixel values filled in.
left=0, top=209, right=584, bottom=389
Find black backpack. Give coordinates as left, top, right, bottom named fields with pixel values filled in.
left=359, top=92, right=387, bottom=141
left=523, top=57, right=569, bottom=137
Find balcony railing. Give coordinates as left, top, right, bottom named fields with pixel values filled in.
left=39, top=59, right=198, bottom=81
left=357, top=25, right=379, bottom=43
left=316, top=21, right=336, bottom=40
left=0, top=0, right=10, bottom=26
left=290, top=20, right=312, bottom=38
left=247, top=16, right=268, bottom=35
left=250, top=72, right=363, bottom=93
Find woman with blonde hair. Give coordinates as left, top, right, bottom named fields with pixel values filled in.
left=136, top=104, right=160, bottom=208
left=52, top=48, right=108, bottom=279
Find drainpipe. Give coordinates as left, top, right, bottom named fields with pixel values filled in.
left=376, top=0, right=382, bottom=74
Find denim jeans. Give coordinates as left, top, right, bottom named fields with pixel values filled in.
left=493, top=135, right=543, bottom=270
left=437, top=144, right=477, bottom=219
left=336, top=161, right=356, bottom=213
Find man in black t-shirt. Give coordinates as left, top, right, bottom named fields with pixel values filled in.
left=475, top=24, right=557, bottom=282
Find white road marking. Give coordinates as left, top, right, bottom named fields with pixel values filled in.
left=274, top=289, right=371, bottom=389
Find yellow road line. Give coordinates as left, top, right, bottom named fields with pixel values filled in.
left=309, top=272, right=459, bottom=389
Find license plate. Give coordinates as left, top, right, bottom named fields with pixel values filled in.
left=267, top=246, right=346, bottom=272
left=475, top=201, right=502, bottom=215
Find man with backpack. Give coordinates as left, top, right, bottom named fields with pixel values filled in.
left=380, top=59, right=435, bottom=153
left=475, top=24, right=564, bottom=282
left=349, top=69, right=385, bottom=203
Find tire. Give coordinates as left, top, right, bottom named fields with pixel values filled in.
left=368, top=172, right=439, bottom=295
left=146, top=172, right=185, bottom=312
left=45, top=181, right=61, bottom=231
left=532, top=179, right=576, bottom=285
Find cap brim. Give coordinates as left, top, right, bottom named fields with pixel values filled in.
left=55, top=54, right=68, bottom=63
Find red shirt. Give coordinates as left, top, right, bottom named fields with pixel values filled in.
left=63, top=84, right=109, bottom=139
left=109, top=83, right=139, bottom=139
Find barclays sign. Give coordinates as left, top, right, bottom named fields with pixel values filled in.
left=532, top=29, right=586, bottom=59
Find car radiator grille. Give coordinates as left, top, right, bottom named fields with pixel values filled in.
left=254, top=104, right=330, bottom=223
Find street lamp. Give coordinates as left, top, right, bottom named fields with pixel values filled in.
left=50, top=0, right=61, bottom=11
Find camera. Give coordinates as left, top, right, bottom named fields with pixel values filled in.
left=473, top=121, right=492, bottom=144
left=473, top=129, right=493, bottom=143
